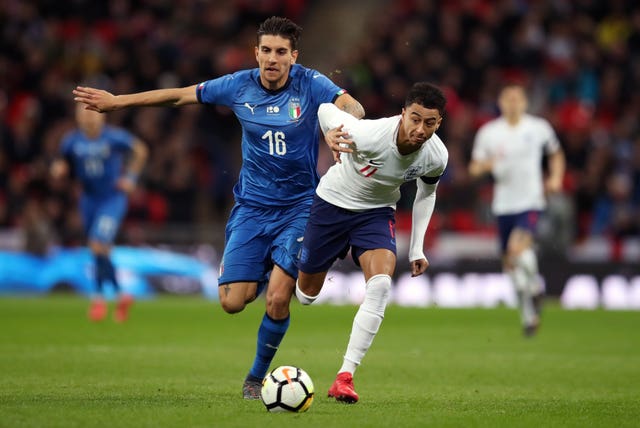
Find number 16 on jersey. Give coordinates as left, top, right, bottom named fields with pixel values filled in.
left=263, top=130, right=287, bottom=156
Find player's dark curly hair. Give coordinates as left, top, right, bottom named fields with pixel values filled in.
left=257, top=16, right=303, bottom=51
left=405, top=82, right=447, bottom=116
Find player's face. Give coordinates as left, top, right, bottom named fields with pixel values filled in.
left=498, top=86, right=528, bottom=120
left=399, top=103, right=442, bottom=150
left=255, top=35, right=298, bottom=90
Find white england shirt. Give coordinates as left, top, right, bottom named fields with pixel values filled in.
left=471, top=113, right=560, bottom=215
left=316, top=103, right=448, bottom=211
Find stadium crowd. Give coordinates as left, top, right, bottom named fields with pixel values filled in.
left=1, top=0, right=639, bottom=258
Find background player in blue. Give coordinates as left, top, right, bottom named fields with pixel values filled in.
left=51, top=102, right=148, bottom=322
left=72, top=16, right=364, bottom=399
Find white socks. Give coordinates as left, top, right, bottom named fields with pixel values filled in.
left=508, top=248, right=540, bottom=326
left=518, top=248, right=542, bottom=295
left=295, top=280, right=318, bottom=305
left=339, top=274, right=392, bottom=375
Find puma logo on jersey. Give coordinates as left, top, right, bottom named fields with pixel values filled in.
left=244, top=103, right=257, bottom=114
left=368, top=160, right=383, bottom=167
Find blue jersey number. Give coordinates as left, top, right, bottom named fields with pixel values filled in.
left=262, top=130, right=287, bottom=156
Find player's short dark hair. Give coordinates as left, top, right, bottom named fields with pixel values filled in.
left=257, top=16, right=303, bottom=51
left=405, top=82, right=447, bottom=117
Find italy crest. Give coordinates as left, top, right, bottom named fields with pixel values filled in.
left=288, top=98, right=301, bottom=120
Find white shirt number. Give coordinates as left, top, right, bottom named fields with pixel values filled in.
left=262, top=130, right=287, bottom=156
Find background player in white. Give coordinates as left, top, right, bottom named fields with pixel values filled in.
left=295, top=82, right=448, bottom=403
left=73, top=17, right=364, bottom=399
left=469, top=83, right=565, bottom=337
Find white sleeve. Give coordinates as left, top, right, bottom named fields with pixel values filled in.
left=318, top=103, right=359, bottom=135
left=408, top=178, right=438, bottom=262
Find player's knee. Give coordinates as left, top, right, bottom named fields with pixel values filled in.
left=218, top=294, right=247, bottom=314
left=218, top=281, right=260, bottom=314
left=266, top=295, right=291, bottom=320
left=220, top=299, right=246, bottom=314
left=266, top=287, right=291, bottom=309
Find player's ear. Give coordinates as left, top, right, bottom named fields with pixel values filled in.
left=254, top=46, right=259, bottom=61
left=291, top=50, right=298, bottom=64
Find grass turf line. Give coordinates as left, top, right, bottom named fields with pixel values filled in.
left=0, top=295, right=638, bottom=427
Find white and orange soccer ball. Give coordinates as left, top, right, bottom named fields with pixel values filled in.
left=261, top=365, right=314, bottom=413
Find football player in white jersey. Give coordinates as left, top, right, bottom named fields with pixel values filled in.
left=469, top=83, right=565, bottom=337
left=295, top=82, right=448, bottom=403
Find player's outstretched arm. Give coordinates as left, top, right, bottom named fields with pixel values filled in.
left=409, top=178, right=438, bottom=277
left=334, top=93, right=364, bottom=119
left=73, top=85, right=199, bottom=113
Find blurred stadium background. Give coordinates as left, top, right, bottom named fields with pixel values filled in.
left=0, top=0, right=639, bottom=309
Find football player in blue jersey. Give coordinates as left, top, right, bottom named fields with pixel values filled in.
left=51, top=102, right=148, bottom=322
left=73, top=16, right=364, bottom=399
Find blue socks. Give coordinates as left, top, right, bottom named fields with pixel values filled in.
left=248, top=313, right=290, bottom=380
left=95, top=255, right=119, bottom=294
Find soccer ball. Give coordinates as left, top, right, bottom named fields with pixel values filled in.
left=261, top=365, right=314, bottom=413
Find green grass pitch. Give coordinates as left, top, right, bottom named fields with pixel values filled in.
left=0, top=295, right=638, bottom=427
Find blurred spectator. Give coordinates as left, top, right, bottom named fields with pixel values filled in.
left=1, top=0, right=638, bottom=259
left=332, top=0, right=639, bottom=253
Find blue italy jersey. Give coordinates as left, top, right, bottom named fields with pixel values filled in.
left=196, top=64, right=345, bottom=207
left=60, top=125, right=136, bottom=197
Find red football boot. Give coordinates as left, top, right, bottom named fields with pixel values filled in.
left=114, top=294, right=134, bottom=323
left=328, top=372, right=359, bottom=403
left=88, top=298, right=107, bottom=322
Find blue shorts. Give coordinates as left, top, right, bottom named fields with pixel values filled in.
left=496, top=210, right=541, bottom=253
left=80, top=193, right=128, bottom=244
left=297, top=194, right=396, bottom=274
left=218, top=201, right=311, bottom=286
